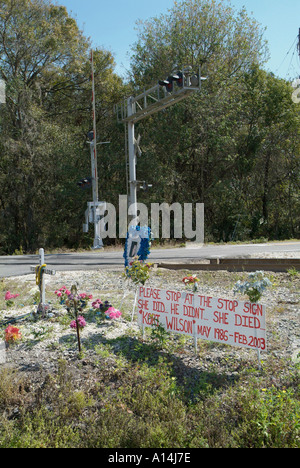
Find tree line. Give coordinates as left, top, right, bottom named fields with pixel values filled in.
left=0, top=0, right=299, bottom=254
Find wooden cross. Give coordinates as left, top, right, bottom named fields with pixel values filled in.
left=30, top=248, right=55, bottom=315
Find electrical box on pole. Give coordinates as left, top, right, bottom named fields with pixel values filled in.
left=114, top=66, right=207, bottom=224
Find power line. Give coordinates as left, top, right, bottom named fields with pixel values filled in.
left=286, top=44, right=298, bottom=80
left=298, top=28, right=300, bottom=75
left=274, top=35, right=298, bottom=76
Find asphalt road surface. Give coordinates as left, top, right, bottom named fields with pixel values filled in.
left=0, top=241, right=299, bottom=277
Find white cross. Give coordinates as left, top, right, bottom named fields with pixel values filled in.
left=30, top=249, right=55, bottom=315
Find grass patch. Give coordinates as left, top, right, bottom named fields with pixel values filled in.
left=0, top=269, right=299, bottom=447
left=0, top=347, right=299, bottom=448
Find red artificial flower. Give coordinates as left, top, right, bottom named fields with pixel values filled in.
left=5, top=325, right=22, bottom=344
left=182, top=275, right=199, bottom=284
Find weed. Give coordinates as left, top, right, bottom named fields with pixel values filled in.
left=287, top=267, right=299, bottom=278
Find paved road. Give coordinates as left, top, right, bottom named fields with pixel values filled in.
left=0, top=241, right=299, bottom=277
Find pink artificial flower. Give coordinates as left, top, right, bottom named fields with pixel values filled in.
left=107, top=307, right=122, bottom=320
left=70, top=316, right=86, bottom=330
left=5, top=291, right=19, bottom=300
left=92, top=299, right=103, bottom=309
left=78, top=316, right=86, bottom=328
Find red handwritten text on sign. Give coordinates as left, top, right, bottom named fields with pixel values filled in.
left=137, top=287, right=267, bottom=351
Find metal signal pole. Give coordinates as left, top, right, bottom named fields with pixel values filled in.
left=115, top=67, right=207, bottom=225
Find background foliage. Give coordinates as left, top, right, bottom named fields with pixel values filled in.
left=0, top=0, right=299, bottom=254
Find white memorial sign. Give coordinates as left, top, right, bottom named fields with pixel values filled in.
left=137, top=287, right=267, bottom=351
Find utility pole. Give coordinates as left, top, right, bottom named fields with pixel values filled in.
left=90, top=49, right=99, bottom=217
left=127, top=97, right=138, bottom=220
left=82, top=50, right=106, bottom=249
left=115, top=67, right=207, bottom=225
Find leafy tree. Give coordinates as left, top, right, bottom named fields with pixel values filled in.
left=130, top=0, right=268, bottom=88
left=0, top=0, right=298, bottom=252
left=0, top=0, right=125, bottom=253
left=237, top=67, right=300, bottom=239
left=128, top=0, right=299, bottom=242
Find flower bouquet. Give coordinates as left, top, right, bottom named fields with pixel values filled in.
left=5, top=291, right=20, bottom=308
left=4, top=325, right=22, bottom=349
left=182, top=275, right=200, bottom=293
left=234, top=271, right=272, bottom=303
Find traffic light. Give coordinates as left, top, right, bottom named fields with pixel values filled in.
left=87, top=130, right=94, bottom=142
left=77, top=177, right=92, bottom=190
left=158, top=76, right=174, bottom=93
left=159, top=72, right=184, bottom=92
left=172, top=71, right=183, bottom=88
left=190, top=73, right=208, bottom=87
left=158, top=69, right=206, bottom=93
left=140, top=181, right=153, bottom=192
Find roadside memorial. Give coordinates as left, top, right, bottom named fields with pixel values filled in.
left=122, top=226, right=152, bottom=318
left=137, top=286, right=267, bottom=363
left=30, top=248, right=56, bottom=316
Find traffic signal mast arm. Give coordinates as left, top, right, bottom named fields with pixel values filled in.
left=115, top=66, right=207, bottom=224
left=115, top=66, right=206, bottom=124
